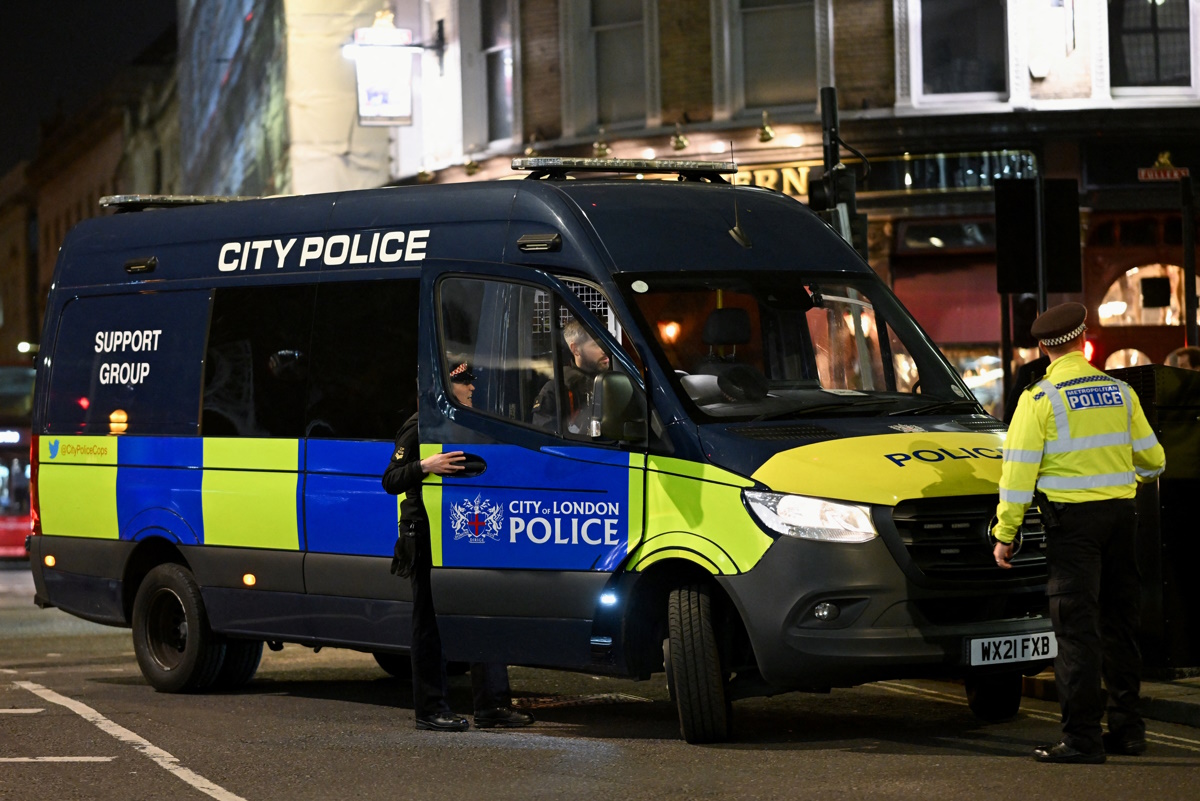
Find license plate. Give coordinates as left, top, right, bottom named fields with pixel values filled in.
left=969, top=632, right=1057, bottom=666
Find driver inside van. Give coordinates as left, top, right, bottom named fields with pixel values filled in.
left=532, top=319, right=611, bottom=434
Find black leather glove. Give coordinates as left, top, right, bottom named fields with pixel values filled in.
left=390, top=525, right=418, bottom=578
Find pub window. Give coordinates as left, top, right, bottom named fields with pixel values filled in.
left=919, top=0, right=1007, bottom=96
left=562, top=0, right=660, bottom=134
left=1109, top=0, right=1193, bottom=89
left=737, top=0, right=818, bottom=110
left=203, top=285, right=315, bottom=438
left=1097, top=263, right=1200, bottom=327
left=462, top=0, right=518, bottom=151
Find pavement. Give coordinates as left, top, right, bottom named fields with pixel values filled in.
left=1024, top=669, right=1200, bottom=728
left=4, top=560, right=1199, bottom=728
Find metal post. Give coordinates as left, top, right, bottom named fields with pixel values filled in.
left=1182, top=176, right=1198, bottom=347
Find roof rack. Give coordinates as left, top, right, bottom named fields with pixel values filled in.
left=99, top=194, right=257, bottom=213
left=511, top=157, right=737, bottom=182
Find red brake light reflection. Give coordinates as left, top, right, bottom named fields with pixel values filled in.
left=78, top=397, right=90, bottom=410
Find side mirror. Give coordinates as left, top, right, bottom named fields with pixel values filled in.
left=588, top=372, right=646, bottom=443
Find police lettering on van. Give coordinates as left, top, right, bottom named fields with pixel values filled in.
left=217, top=229, right=431, bottom=271
left=29, top=159, right=1055, bottom=746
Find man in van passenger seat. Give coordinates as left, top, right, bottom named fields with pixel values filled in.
left=532, top=320, right=611, bottom=433
left=382, top=361, right=534, bottom=732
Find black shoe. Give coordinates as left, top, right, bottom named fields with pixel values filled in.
left=1032, top=742, right=1106, bottom=764
left=415, top=712, right=469, bottom=731
left=1102, top=732, right=1147, bottom=756
left=474, top=706, right=535, bottom=729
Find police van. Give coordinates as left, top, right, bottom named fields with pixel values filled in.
left=27, top=158, right=1053, bottom=743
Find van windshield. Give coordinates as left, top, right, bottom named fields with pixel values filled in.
left=619, top=271, right=979, bottom=421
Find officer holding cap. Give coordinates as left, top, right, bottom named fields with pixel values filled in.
left=382, top=356, right=534, bottom=732
left=991, top=302, right=1165, bottom=763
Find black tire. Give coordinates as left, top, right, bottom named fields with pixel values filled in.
left=131, top=563, right=226, bottom=693
left=668, top=583, right=730, bottom=743
left=373, top=651, right=413, bottom=680
left=966, top=672, right=1024, bottom=722
left=213, top=639, right=263, bottom=691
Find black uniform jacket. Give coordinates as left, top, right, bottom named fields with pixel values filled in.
left=381, top=412, right=427, bottom=525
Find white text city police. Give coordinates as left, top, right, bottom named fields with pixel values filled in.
left=508, top=500, right=622, bottom=545
left=217, top=230, right=430, bottom=271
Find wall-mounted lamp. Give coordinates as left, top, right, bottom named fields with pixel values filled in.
left=758, top=111, right=775, bottom=143
left=671, top=122, right=689, bottom=151
left=593, top=127, right=612, bottom=158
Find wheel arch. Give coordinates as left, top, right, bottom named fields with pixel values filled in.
left=121, top=535, right=189, bottom=624
left=619, top=557, right=756, bottom=679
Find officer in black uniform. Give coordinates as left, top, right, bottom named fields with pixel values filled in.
left=382, top=359, right=534, bottom=731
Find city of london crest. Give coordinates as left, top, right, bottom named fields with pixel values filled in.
left=450, top=494, right=504, bottom=543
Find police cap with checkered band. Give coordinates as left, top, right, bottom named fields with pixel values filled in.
left=1031, top=302, right=1087, bottom=347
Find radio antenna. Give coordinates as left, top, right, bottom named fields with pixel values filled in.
left=727, top=141, right=752, bottom=248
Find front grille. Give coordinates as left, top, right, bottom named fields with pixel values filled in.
left=955, top=415, right=1007, bottom=432
left=727, top=424, right=840, bottom=442
left=890, top=494, right=1047, bottom=581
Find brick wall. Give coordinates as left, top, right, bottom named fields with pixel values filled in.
left=521, top=0, right=563, bottom=142
left=659, top=0, right=713, bottom=125
left=833, top=0, right=894, bottom=111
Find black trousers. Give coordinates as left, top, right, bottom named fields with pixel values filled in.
left=409, top=526, right=511, bottom=718
left=1046, top=498, right=1143, bottom=753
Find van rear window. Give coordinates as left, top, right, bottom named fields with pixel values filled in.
left=45, top=291, right=212, bottom=436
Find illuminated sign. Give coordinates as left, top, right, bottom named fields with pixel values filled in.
left=0, top=430, right=20, bottom=444
left=344, top=25, right=418, bottom=126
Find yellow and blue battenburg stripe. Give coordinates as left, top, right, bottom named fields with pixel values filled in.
left=36, top=435, right=400, bottom=557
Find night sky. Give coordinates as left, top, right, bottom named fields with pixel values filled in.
left=0, top=1, right=177, bottom=177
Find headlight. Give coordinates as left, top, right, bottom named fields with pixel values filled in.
left=743, top=491, right=877, bottom=543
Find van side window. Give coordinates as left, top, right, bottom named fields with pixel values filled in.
left=44, top=291, right=211, bottom=436
left=305, top=279, right=418, bottom=439
left=438, top=276, right=554, bottom=427
left=203, top=285, right=316, bottom=438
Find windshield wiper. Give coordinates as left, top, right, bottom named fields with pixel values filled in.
left=889, top=398, right=982, bottom=416
left=753, top=397, right=899, bottom=421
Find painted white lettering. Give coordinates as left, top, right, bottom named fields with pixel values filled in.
left=249, top=240, right=271, bottom=270
left=218, top=242, right=240, bottom=272
left=273, top=238, right=295, bottom=268
left=324, top=234, right=350, bottom=266
left=238, top=242, right=249, bottom=270
left=368, top=232, right=380, bottom=262
left=405, top=229, right=429, bottom=261
left=509, top=517, right=525, bottom=543
left=299, top=237, right=324, bottom=266
left=604, top=519, right=618, bottom=546
left=379, top=231, right=404, bottom=262
left=349, top=234, right=370, bottom=264
left=581, top=518, right=602, bottom=545
left=527, top=518, right=552, bottom=544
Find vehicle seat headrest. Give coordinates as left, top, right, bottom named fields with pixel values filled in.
left=702, top=308, right=750, bottom=346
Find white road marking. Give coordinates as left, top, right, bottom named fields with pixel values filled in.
left=0, top=757, right=115, bottom=762
left=0, top=668, right=18, bottom=674
left=0, top=708, right=43, bottom=714
left=14, top=681, right=248, bottom=801
left=879, top=681, right=1200, bottom=754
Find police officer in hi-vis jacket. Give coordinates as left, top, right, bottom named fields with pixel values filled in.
left=991, top=302, right=1165, bottom=764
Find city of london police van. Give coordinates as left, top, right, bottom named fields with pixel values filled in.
left=28, top=158, right=1053, bottom=743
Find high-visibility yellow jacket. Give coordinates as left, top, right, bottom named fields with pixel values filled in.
left=992, top=351, right=1166, bottom=544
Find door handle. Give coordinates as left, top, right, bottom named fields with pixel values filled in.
left=448, top=453, right=486, bottom=478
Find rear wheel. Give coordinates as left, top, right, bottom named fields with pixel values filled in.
left=131, top=563, right=225, bottom=693
left=373, top=651, right=413, bottom=680
left=966, top=672, right=1024, bottom=722
left=213, top=639, right=263, bottom=691
left=667, top=583, right=730, bottom=743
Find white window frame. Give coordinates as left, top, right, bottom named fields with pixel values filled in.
left=1104, top=0, right=1200, bottom=103
left=895, top=0, right=1013, bottom=110
left=711, top=0, right=831, bottom=122
left=460, top=0, right=522, bottom=156
left=561, top=0, right=661, bottom=137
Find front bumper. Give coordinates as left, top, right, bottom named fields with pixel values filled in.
left=719, top=533, right=1051, bottom=690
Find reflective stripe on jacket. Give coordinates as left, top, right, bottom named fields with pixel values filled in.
left=992, top=351, right=1165, bottom=543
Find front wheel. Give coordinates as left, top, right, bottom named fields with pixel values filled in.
left=667, top=583, right=730, bottom=743
left=373, top=651, right=413, bottom=681
left=965, top=672, right=1024, bottom=722
left=131, top=563, right=226, bottom=693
